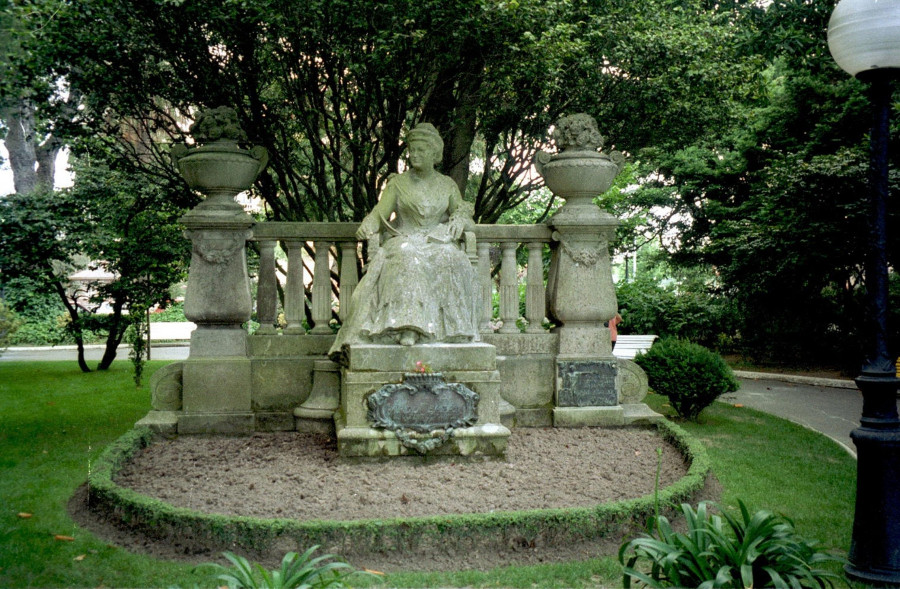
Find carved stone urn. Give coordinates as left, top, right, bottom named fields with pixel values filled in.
left=171, top=106, right=268, bottom=218
left=534, top=112, right=625, bottom=208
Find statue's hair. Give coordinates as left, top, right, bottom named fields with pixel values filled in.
left=407, top=123, right=444, bottom=165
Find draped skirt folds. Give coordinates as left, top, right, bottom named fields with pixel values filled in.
left=329, top=230, right=479, bottom=356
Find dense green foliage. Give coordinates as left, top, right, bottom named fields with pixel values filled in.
left=0, top=298, right=20, bottom=351
left=619, top=501, right=846, bottom=589
left=636, top=339, right=740, bottom=420
left=3, top=0, right=754, bottom=223
left=616, top=273, right=738, bottom=351
left=0, top=163, right=188, bottom=371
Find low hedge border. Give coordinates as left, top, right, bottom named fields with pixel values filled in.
left=86, top=420, right=710, bottom=559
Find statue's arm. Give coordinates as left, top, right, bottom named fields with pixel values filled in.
left=356, top=178, right=399, bottom=240
left=447, top=182, right=475, bottom=239
left=447, top=178, right=475, bottom=225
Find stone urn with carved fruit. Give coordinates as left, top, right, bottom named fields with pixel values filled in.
left=535, top=113, right=625, bottom=359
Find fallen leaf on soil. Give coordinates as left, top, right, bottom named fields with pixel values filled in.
left=17, top=513, right=32, bottom=518
left=73, top=554, right=86, bottom=561
left=54, top=535, right=75, bottom=541
left=364, top=569, right=385, bottom=576
left=734, top=403, right=744, bottom=408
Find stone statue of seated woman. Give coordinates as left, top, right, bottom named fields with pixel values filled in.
left=328, top=123, right=480, bottom=357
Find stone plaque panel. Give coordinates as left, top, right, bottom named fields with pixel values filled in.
left=557, top=360, right=618, bottom=407
left=367, top=373, right=479, bottom=433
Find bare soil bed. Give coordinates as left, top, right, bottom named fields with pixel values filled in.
left=71, top=426, right=711, bottom=572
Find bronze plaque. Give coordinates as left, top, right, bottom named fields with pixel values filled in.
left=367, top=373, right=479, bottom=433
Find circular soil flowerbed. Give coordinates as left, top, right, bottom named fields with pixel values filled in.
left=72, top=421, right=711, bottom=572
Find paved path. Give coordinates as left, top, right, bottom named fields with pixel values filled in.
left=2, top=346, right=885, bottom=457
left=0, top=344, right=190, bottom=362
left=725, top=372, right=876, bottom=458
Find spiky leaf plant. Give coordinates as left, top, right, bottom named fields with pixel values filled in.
left=619, top=501, right=847, bottom=589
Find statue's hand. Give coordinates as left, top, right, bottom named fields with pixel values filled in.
left=355, top=215, right=380, bottom=240
left=447, top=216, right=466, bottom=241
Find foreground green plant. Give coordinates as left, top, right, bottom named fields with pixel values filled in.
left=208, top=547, right=368, bottom=589
left=619, top=501, right=847, bottom=589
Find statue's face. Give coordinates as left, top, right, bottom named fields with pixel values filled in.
left=408, top=140, right=436, bottom=171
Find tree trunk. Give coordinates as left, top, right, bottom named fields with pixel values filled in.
left=1, top=99, right=58, bottom=194
left=52, top=280, right=91, bottom=373
left=421, top=56, right=484, bottom=197
left=97, top=298, right=127, bottom=370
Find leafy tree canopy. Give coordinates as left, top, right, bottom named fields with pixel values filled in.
left=7, top=0, right=758, bottom=223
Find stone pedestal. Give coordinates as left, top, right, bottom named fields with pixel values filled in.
left=549, top=203, right=623, bottom=427
left=178, top=212, right=255, bottom=434
left=335, top=343, right=510, bottom=457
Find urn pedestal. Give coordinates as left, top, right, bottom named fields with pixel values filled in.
left=179, top=213, right=255, bottom=434
left=158, top=112, right=268, bottom=434
left=534, top=115, right=651, bottom=427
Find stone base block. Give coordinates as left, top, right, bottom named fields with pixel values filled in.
left=340, top=342, right=497, bottom=373
left=294, top=407, right=337, bottom=435
left=335, top=413, right=510, bottom=458
left=178, top=412, right=254, bottom=434
left=254, top=411, right=295, bottom=432
left=182, top=358, right=251, bottom=413
left=512, top=407, right=554, bottom=427
left=622, top=403, right=664, bottom=425
left=189, top=326, right=248, bottom=357
left=555, top=325, right=611, bottom=357
left=135, top=410, right=179, bottom=436
left=553, top=405, right=624, bottom=427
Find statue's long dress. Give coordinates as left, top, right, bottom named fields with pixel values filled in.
left=328, top=172, right=479, bottom=356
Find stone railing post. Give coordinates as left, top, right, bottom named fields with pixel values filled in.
left=338, top=242, right=359, bottom=323
left=525, top=241, right=546, bottom=333
left=255, top=240, right=278, bottom=335
left=283, top=239, right=306, bottom=335
left=498, top=241, right=520, bottom=333
left=310, top=241, right=333, bottom=334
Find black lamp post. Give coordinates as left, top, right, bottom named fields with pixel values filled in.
left=828, top=0, right=900, bottom=584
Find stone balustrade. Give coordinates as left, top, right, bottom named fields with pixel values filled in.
left=250, top=222, right=554, bottom=336
left=143, top=218, right=658, bottom=436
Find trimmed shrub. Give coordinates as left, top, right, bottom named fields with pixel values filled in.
left=635, top=338, right=739, bottom=420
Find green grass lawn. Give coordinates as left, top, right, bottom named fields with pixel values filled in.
left=0, top=361, right=857, bottom=588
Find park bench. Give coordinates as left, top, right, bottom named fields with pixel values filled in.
left=148, top=321, right=195, bottom=341
left=613, top=334, right=658, bottom=359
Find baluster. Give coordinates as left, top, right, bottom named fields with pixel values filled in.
left=310, top=241, right=333, bottom=334
left=255, top=240, right=278, bottom=334
left=498, top=241, right=519, bottom=334
left=525, top=241, right=546, bottom=333
left=284, top=239, right=306, bottom=334
left=338, top=241, right=359, bottom=323
left=477, top=241, right=493, bottom=334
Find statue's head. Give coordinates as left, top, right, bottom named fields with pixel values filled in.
left=406, top=123, right=444, bottom=166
